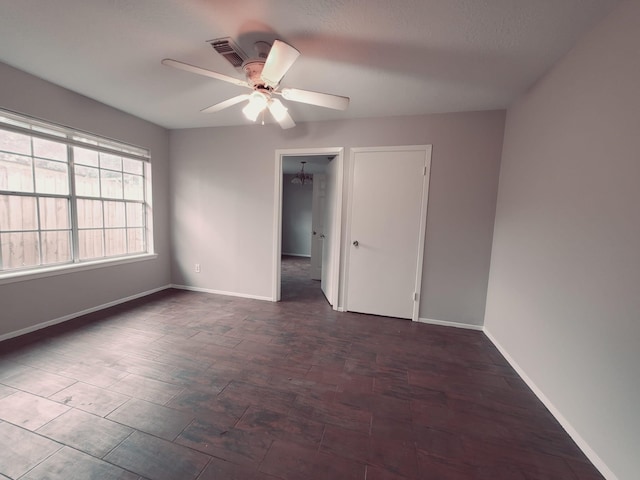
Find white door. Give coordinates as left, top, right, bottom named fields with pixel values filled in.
left=321, top=159, right=339, bottom=304
left=310, top=174, right=326, bottom=280
left=346, top=146, right=431, bottom=320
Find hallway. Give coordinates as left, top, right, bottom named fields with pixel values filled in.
left=280, top=255, right=327, bottom=306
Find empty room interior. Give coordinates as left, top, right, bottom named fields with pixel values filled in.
left=0, top=1, right=638, bottom=479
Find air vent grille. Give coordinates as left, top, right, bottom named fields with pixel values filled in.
left=207, top=37, right=248, bottom=69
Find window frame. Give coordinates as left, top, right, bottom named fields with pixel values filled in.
left=0, top=108, right=155, bottom=281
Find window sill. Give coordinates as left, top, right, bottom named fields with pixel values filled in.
left=0, top=253, right=158, bottom=286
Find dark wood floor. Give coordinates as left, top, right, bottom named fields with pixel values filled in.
left=0, top=256, right=603, bottom=479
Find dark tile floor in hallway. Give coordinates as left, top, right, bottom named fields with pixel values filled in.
left=0, top=256, right=603, bottom=479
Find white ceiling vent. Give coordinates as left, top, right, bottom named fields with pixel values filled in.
left=207, top=37, right=248, bottom=69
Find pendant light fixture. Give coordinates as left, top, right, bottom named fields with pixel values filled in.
left=291, top=161, right=313, bottom=185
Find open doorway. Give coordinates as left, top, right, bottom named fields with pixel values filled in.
left=272, top=148, right=344, bottom=308
left=281, top=155, right=328, bottom=302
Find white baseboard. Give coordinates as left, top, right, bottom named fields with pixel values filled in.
left=483, top=327, right=618, bottom=480
left=0, top=284, right=172, bottom=343
left=281, top=253, right=311, bottom=258
left=417, top=317, right=484, bottom=331
left=171, top=284, right=272, bottom=302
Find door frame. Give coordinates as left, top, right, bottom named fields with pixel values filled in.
left=341, top=145, right=432, bottom=321
left=272, top=147, right=344, bottom=307
left=310, top=172, right=327, bottom=281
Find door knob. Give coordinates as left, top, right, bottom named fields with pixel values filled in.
left=352, top=240, right=359, bottom=247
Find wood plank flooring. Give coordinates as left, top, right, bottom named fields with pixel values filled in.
left=0, top=256, right=604, bottom=479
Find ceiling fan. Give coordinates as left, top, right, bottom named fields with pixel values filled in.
left=162, top=40, right=350, bottom=129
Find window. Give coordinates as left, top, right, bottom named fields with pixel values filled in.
left=0, top=109, right=152, bottom=273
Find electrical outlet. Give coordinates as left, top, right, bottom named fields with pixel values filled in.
left=195, top=263, right=201, bottom=273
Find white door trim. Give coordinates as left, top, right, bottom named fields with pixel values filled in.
left=272, top=147, right=344, bottom=308
left=413, top=145, right=432, bottom=320
left=342, top=145, right=432, bottom=321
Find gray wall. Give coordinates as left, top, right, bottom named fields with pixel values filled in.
left=0, top=62, right=171, bottom=338
left=170, top=110, right=505, bottom=324
left=484, top=2, right=639, bottom=478
left=282, top=174, right=313, bottom=256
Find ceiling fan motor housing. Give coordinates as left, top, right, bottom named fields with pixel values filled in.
left=242, top=41, right=275, bottom=89
left=243, top=60, right=270, bottom=90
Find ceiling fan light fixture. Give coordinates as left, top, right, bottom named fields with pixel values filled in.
left=268, top=99, right=288, bottom=122
left=242, top=91, right=269, bottom=121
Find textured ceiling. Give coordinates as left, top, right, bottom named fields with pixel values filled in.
left=0, top=0, right=619, bottom=129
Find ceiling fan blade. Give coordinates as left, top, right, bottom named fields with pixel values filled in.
left=161, top=59, right=250, bottom=88
left=261, top=40, right=300, bottom=87
left=201, top=94, right=251, bottom=113
left=268, top=99, right=296, bottom=129
left=280, top=88, right=350, bottom=111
